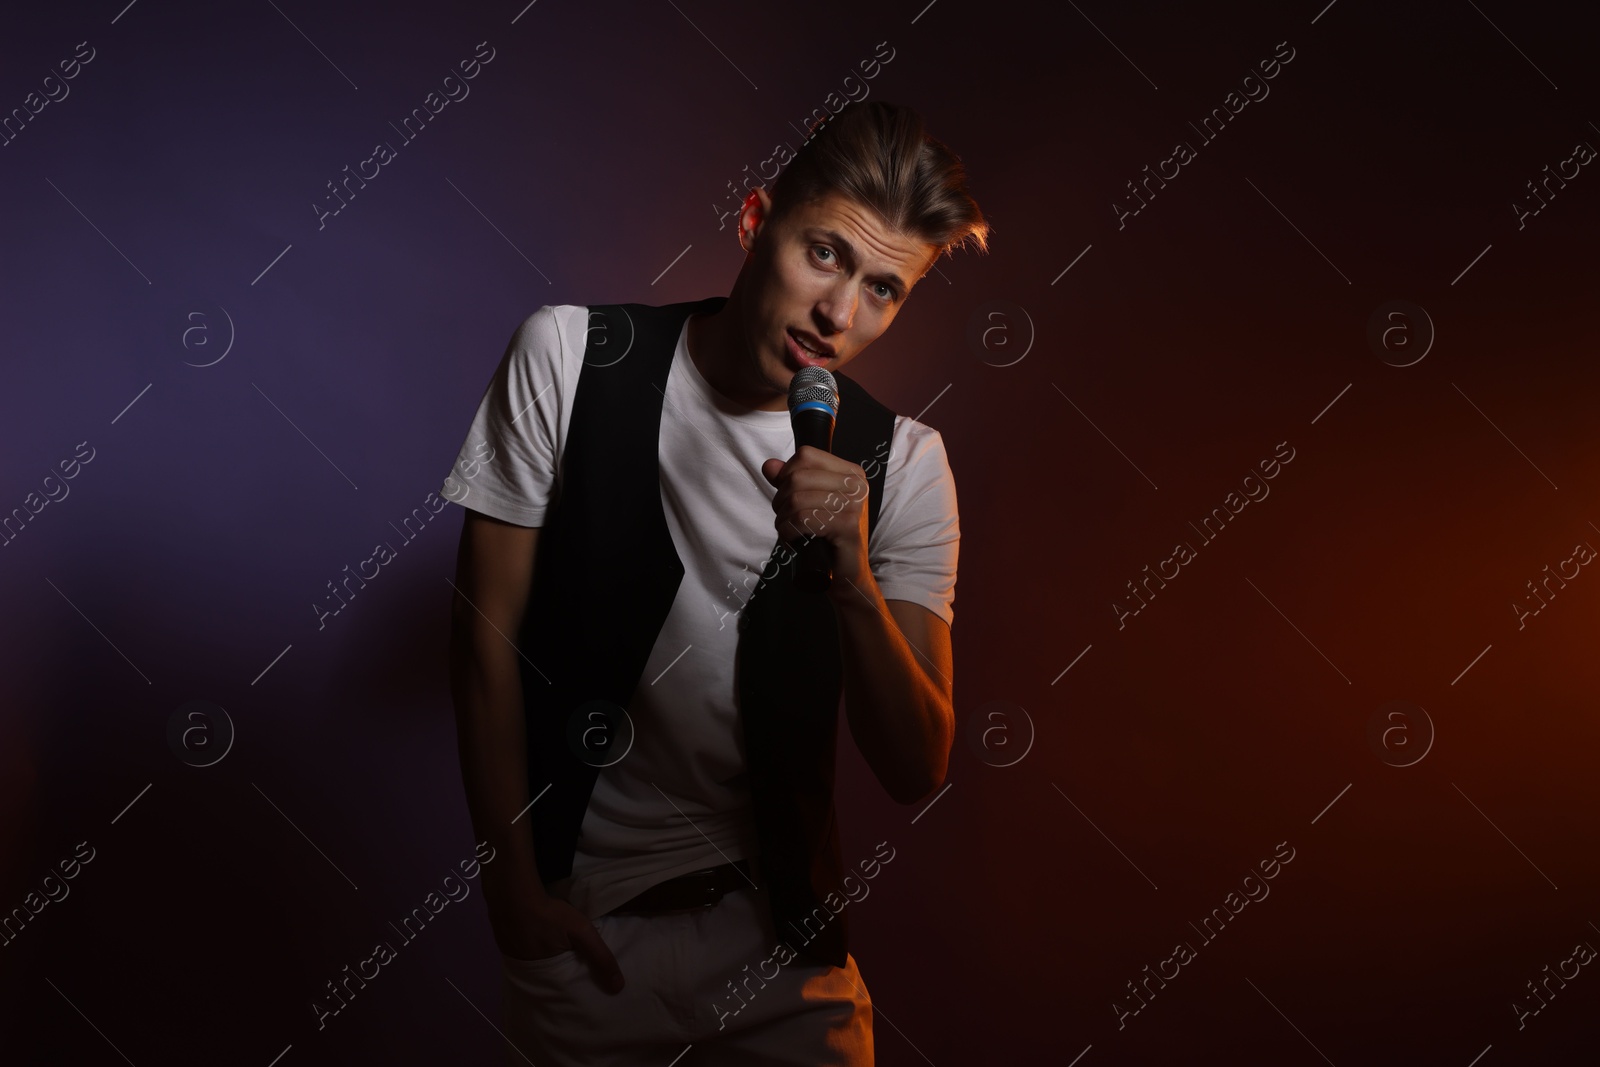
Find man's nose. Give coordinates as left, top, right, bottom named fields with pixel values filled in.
left=818, top=281, right=856, bottom=333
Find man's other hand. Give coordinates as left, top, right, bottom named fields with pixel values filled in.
left=495, top=894, right=626, bottom=995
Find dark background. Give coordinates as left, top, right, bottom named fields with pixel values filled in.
left=3, top=0, right=1598, bottom=1063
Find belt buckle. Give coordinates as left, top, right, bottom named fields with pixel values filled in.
left=687, top=867, right=725, bottom=908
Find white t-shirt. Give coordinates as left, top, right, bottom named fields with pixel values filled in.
left=440, top=303, right=958, bottom=919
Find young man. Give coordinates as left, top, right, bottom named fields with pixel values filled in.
left=444, top=101, right=988, bottom=1065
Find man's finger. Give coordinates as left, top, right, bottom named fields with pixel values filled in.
left=572, top=924, right=625, bottom=994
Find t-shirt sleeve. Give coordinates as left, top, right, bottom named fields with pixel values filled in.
left=868, top=417, right=959, bottom=628
left=438, top=305, right=576, bottom=526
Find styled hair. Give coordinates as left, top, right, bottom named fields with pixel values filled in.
left=767, top=101, right=990, bottom=268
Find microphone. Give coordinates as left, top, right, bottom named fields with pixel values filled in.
left=786, top=366, right=840, bottom=592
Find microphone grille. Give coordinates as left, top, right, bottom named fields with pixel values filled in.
left=787, top=366, right=839, bottom=416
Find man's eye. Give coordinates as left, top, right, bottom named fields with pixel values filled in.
left=813, top=246, right=834, bottom=263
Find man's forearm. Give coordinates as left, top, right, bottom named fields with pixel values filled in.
left=830, top=571, right=953, bottom=803
left=448, top=626, right=548, bottom=906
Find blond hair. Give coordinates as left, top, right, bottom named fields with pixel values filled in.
left=769, top=101, right=990, bottom=265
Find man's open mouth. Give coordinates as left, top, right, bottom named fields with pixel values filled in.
left=786, top=329, right=833, bottom=367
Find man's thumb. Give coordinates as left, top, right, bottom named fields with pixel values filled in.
left=573, top=925, right=625, bottom=994
left=761, top=458, right=785, bottom=485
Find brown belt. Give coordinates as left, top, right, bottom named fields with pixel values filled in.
left=609, top=859, right=759, bottom=915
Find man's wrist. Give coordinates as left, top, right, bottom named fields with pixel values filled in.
left=828, top=568, right=883, bottom=615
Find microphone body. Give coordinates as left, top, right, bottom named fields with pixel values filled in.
left=787, top=368, right=841, bottom=592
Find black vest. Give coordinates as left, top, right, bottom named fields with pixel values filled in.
left=515, top=295, right=896, bottom=969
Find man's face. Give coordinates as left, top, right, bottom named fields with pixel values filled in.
left=735, top=187, right=938, bottom=411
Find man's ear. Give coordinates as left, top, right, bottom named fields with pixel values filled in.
left=740, top=187, right=774, bottom=251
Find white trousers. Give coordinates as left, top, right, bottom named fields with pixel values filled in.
left=499, top=881, right=874, bottom=1065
